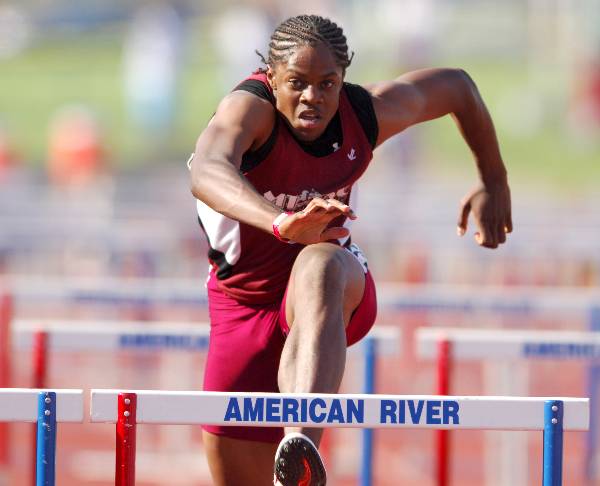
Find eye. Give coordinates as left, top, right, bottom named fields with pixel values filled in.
left=289, top=79, right=306, bottom=90
left=321, top=80, right=335, bottom=89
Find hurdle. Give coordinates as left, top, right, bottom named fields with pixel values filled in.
left=0, top=294, right=12, bottom=471
left=416, top=327, right=600, bottom=486
left=90, top=389, right=588, bottom=486
left=0, top=388, right=84, bottom=485
left=8, top=318, right=400, bottom=485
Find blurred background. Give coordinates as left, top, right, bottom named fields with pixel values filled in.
left=0, top=0, right=599, bottom=485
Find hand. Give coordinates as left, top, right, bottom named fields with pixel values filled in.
left=457, top=180, right=512, bottom=249
left=277, top=197, right=357, bottom=245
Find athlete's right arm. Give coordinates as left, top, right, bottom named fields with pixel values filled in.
left=190, top=90, right=356, bottom=243
left=189, top=91, right=282, bottom=233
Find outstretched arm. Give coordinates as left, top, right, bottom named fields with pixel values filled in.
left=366, top=68, right=512, bottom=248
left=189, top=91, right=354, bottom=244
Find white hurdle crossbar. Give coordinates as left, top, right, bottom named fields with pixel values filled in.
left=90, top=390, right=588, bottom=429
left=12, top=319, right=400, bottom=355
left=90, top=390, right=588, bottom=486
left=0, top=388, right=84, bottom=486
left=416, top=328, right=600, bottom=361
left=417, top=327, right=600, bottom=486
left=0, top=388, right=83, bottom=423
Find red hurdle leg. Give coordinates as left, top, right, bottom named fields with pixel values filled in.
left=31, top=330, right=48, bottom=486
left=32, top=331, right=48, bottom=389
left=436, top=339, right=451, bottom=486
left=0, top=293, right=12, bottom=468
left=116, top=393, right=137, bottom=486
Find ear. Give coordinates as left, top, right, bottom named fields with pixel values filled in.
left=266, top=66, right=276, bottom=90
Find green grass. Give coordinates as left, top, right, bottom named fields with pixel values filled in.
left=0, top=27, right=221, bottom=167
left=419, top=61, right=600, bottom=193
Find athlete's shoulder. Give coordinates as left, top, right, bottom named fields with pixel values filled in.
left=215, top=88, right=275, bottom=125
left=234, top=72, right=276, bottom=105
left=342, top=82, right=378, bottom=149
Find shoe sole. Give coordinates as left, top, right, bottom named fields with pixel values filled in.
left=274, top=433, right=326, bottom=486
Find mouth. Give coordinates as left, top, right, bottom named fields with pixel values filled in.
left=297, top=110, right=322, bottom=129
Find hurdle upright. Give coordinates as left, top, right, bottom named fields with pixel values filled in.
left=417, top=327, right=600, bottom=486
left=90, top=390, right=588, bottom=486
left=0, top=388, right=84, bottom=485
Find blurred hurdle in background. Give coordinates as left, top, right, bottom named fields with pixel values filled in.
left=0, top=389, right=84, bottom=485
left=90, top=389, right=589, bottom=486
left=416, top=327, right=600, bottom=486
left=2, top=316, right=400, bottom=485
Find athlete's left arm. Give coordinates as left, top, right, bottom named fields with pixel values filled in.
left=365, top=68, right=512, bottom=249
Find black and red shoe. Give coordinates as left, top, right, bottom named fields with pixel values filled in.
left=273, top=433, right=327, bottom=486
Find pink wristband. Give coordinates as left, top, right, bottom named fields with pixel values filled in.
left=272, top=212, right=294, bottom=243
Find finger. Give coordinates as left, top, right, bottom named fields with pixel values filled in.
left=302, top=198, right=328, bottom=215
left=320, top=226, right=350, bottom=241
left=475, top=226, right=498, bottom=249
left=307, top=197, right=327, bottom=209
left=505, top=211, right=513, bottom=234
left=487, top=224, right=500, bottom=247
left=325, top=198, right=356, bottom=219
left=457, top=199, right=471, bottom=236
left=497, top=223, right=507, bottom=244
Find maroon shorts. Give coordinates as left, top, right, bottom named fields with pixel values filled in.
left=202, top=262, right=377, bottom=443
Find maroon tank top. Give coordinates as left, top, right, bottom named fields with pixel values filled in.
left=196, top=73, right=374, bottom=304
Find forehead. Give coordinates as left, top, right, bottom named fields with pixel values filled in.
left=276, top=43, right=342, bottom=77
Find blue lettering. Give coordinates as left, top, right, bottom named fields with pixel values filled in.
left=523, top=342, right=600, bottom=359
left=300, top=399, right=307, bottom=422
left=347, top=399, right=364, bottom=423
left=282, top=399, right=299, bottom=422
left=327, top=400, right=345, bottom=424
left=118, top=333, right=209, bottom=350
left=266, top=398, right=280, bottom=422
left=443, top=401, right=459, bottom=424
left=380, top=400, right=397, bottom=424
left=224, top=398, right=241, bottom=421
left=408, top=400, right=425, bottom=424
left=309, top=399, right=326, bottom=423
left=426, top=400, right=442, bottom=424
left=243, top=398, right=263, bottom=421
left=399, top=400, right=405, bottom=423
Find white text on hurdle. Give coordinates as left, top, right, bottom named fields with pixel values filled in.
left=223, top=398, right=460, bottom=425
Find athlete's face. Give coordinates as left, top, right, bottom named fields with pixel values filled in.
left=267, top=43, right=344, bottom=142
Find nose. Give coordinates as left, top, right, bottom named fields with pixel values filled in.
left=300, top=85, right=322, bottom=104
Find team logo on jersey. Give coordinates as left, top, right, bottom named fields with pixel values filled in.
left=347, top=148, right=357, bottom=161
left=264, top=186, right=351, bottom=211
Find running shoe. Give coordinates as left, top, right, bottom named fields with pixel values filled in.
left=273, top=432, right=326, bottom=486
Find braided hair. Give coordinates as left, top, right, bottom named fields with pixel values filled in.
left=256, top=15, right=353, bottom=73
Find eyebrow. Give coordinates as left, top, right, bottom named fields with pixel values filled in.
left=285, top=69, right=341, bottom=78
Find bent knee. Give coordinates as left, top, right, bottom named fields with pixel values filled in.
left=293, top=243, right=349, bottom=284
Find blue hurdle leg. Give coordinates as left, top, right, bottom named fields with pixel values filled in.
left=36, top=391, right=57, bottom=486
left=543, top=400, right=564, bottom=486
left=586, top=306, right=600, bottom=481
left=361, top=336, right=376, bottom=486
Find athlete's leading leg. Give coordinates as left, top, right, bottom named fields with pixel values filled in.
left=279, top=242, right=366, bottom=446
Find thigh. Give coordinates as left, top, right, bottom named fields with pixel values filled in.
left=203, top=275, right=285, bottom=443
left=283, top=242, right=366, bottom=329
left=278, top=242, right=376, bottom=345
left=203, top=431, right=278, bottom=486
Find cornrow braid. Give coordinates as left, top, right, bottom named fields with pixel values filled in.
left=257, top=14, right=354, bottom=72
